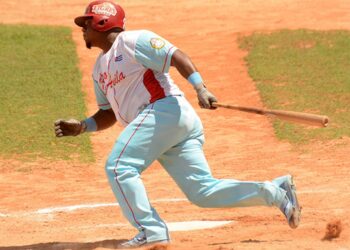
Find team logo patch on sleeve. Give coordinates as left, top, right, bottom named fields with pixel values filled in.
left=150, top=38, right=165, bottom=49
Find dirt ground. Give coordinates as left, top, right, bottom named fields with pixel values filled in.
left=0, top=0, right=350, bottom=249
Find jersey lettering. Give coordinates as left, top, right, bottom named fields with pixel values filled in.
left=92, top=30, right=183, bottom=126
left=106, top=70, right=126, bottom=88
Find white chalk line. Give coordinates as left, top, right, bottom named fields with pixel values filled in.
left=0, top=189, right=338, bottom=218
left=66, top=221, right=235, bottom=232
left=0, top=198, right=188, bottom=217
left=0, top=198, right=235, bottom=232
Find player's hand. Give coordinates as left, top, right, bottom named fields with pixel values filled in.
left=194, top=83, right=217, bottom=109
left=54, top=119, right=84, bottom=137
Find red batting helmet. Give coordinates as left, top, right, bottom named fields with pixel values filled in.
left=74, top=1, right=125, bottom=32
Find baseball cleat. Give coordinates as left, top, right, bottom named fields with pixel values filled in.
left=118, top=231, right=169, bottom=249
left=273, top=175, right=301, bottom=229
left=118, top=231, right=147, bottom=249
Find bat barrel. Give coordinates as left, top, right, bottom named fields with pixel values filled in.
left=213, top=103, right=329, bottom=127
left=266, top=110, right=329, bottom=127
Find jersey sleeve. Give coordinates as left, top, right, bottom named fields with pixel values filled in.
left=134, top=30, right=178, bottom=73
left=93, top=79, right=111, bottom=110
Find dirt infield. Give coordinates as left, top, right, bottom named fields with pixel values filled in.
left=0, top=0, right=350, bottom=249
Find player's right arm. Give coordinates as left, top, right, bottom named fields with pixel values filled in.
left=54, top=108, right=116, bottom=137
left=54, top=79, right=117, bottom=137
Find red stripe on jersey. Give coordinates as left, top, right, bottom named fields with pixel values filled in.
left=143, top=69, right=166, bottom=103
left=161, top=46, right=174, bottom=73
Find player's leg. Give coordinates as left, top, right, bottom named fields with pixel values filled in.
left=105, top=96, right=198, bottom=245
left=158, top=121, right=301, bottom=228
left=158, top=135, right=287, bottom=209
left=105, top=104, right=169, bottom=244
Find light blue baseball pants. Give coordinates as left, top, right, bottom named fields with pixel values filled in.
left=105, top=95, right=286, bottom=242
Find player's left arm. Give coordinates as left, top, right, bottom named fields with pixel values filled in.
left=171, top=49, right=217, bottom=109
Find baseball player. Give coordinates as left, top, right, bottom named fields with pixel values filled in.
left=54, top=1, right=301, bottom=248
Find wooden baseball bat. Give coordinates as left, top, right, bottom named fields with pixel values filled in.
left=212, top=103, right=329, bottom=127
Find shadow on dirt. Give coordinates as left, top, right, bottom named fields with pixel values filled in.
left=0, top=239, right=127, bottom=250
left=241, top=239, right=291, bottom=243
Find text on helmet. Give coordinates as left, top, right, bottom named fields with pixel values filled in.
left=92, top=2, right=117, bottom=16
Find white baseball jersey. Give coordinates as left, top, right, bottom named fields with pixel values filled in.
left=92, top=30, right=183, bottom=127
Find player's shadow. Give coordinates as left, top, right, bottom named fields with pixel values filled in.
left=0, top=239, right=127, bottom=250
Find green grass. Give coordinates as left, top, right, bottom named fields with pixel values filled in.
left=239, top=29, right=350, bottom=143
left=0, top=24, right=94, bottom=162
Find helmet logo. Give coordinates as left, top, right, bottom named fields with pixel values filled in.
left=92, top=2, right=117, bottom=16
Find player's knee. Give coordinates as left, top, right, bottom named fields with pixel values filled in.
left=105, top=164, right=139, bottom=183
left=105, top=156, right=116, bottom=173
left=104, top=156, right=125, bottom=177
left=105, top=157, right=141, bottom=181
